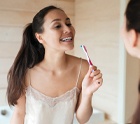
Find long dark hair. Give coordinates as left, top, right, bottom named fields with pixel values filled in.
left=125, top=0, right=140, bottom=123
left=7, top=5, right=63, bottom=106
left=125, top=0, right=140, bottom=32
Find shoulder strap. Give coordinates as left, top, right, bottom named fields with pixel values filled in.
left=75, top=58, right=82, bottom=87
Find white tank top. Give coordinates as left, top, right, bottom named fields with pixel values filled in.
left=24, top=59, right=82, bottom=124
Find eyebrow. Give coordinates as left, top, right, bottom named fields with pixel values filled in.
left=51, top=18, right=70, bottom=23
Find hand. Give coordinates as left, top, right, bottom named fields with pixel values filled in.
left=82, top=66, right=103, bottom=96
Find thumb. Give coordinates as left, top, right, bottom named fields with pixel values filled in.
left=85, top=66, right=93, bottom=78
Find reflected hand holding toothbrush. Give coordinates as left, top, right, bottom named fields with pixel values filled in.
left=80, top=45, right=103, bottom=95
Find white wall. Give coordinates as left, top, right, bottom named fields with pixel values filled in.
left=74, top=0, right=120, bottom=121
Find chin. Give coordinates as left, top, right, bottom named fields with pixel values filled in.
left=127, top=50, right=137, bottom=58
left=68, top=46, right=74, bottom=51
left=65, top=44, right=74, bottom=51
left=132, top=52, right=140, bottom=59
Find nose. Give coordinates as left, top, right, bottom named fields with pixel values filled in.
left=63, top=25, right=71, bottom=34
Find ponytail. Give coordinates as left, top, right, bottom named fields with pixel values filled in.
left=7, top=23, right=44, bottom=106
left=7, top=5, right=63, bottom=106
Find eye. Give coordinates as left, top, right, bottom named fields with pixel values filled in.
left=66, top=23, right=72, bottom=27
left=54, top=25, right=61, bottom=29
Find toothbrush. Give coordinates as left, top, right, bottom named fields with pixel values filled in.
left=81, top=45, right=101, bottom=84
left=80, top=45, right=93, bottom=66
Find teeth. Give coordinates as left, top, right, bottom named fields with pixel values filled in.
left=61, top=37, right=72, bottom=42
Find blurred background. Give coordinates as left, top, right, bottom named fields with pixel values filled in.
left=0, top=0, right=140, bottom=124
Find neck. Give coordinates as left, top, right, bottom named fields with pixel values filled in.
left=42, top=50, right=68, bottom=71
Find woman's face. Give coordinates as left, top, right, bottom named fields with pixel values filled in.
left=121, top=16, right=140, bottom=58
left=121, top=17, right=135, bottom=56
left=39, top=9, right=75, bottom=52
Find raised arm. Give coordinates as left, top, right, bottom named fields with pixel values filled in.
left=76, top=61, right=103, bottom=123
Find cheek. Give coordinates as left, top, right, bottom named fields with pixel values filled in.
left=72, top=27, right=75, bottom=36
left=45, top=30, right=60, bottom=41
left=121, top=31, right=132, bottom=53
left=121, top=27, right=130, bottom=51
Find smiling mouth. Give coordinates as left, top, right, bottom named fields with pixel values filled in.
left=60, top=37, right=73, bottom=42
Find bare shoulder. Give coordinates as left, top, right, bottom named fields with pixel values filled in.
left=25, top=68, right=31, bottom=87
left=80, top=59, right=89, bottom=78
left=67, top=54, right=89, bottom=88
left=67, top=54, right=89, bottom=75
left=25, top=66, right=39, bottom=87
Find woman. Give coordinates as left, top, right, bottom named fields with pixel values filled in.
left=7, top=6, right=103, bottom=124
left=122, top=0, right=140, bottom=123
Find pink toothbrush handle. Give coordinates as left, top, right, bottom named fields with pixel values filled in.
left=89, top=58, right=93, bottom=66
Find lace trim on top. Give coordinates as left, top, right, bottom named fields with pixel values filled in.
left=26, top=86, right=80, bottom=107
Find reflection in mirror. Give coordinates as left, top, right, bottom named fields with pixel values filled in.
left=1, top=0, right=139, bottom=124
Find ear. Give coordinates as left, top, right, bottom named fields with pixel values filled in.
left=129, top=29, right=138, bottom=47
left=35, top=33, right=44, bottom=44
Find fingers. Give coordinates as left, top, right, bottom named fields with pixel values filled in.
left=90, top=69, right=103, bottom=85
left=82, top=65, right=103, bottom=93
left=95, top=77, right=103, bottom=85
left=91, top=78, right=103, bottom=92
left=92, top=66, right=97, bottom=71
left=89, top=69, right=100, bottom=77
left=85, top=66, right=103, bottom=85
left=85, top=65, right=97, bottom=78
